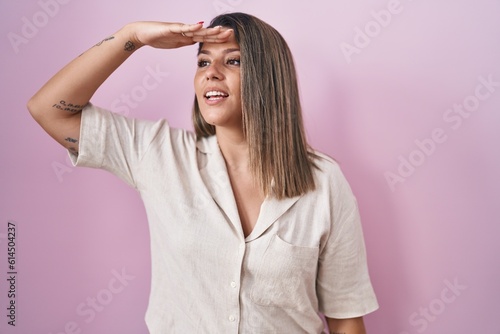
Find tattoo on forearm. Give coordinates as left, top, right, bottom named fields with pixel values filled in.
left=124, top=41, right=136, bottom=52
left=52, top=100, right=86, bottom=113
left=95, top=36, right=115, bottom=46
left=65, top=137, right=78, bottom=144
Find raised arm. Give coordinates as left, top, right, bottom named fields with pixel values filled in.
left=27, top=21, right=231, bottom=155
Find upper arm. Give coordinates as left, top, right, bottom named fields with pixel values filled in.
left=326, top=316, right=366, bottom=334
left=27, top=98, right=83, bottom=156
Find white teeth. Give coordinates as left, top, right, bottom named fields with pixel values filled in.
left=205, top=91, right=228, bottom=98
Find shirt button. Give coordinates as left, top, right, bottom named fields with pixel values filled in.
left=230, top=281, right=237, bottom=288
left=229, top=315, right=236, bottom=322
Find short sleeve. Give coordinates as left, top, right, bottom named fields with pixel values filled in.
left=316, top=167, right=379, bottom=319
left=69, top=103, right=170, bottom=188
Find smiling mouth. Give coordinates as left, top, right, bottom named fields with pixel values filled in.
left=204, top=90, right=229, bottom=101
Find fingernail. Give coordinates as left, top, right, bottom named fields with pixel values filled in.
left=197, top=21, right=204, bottom=25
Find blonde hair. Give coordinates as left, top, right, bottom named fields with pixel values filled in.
left=193, top=13, right=317, bottom=199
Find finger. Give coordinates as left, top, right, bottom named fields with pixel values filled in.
left=192, top=29, right=233, bottom=43
left=174, top=22, right=205, bottom=37
left=191, top=26, right=225, bottom=36
left=182, top=27, right=223, bottom=39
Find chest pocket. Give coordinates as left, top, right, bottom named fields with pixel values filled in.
left=250, top=234, right=319, bottom=312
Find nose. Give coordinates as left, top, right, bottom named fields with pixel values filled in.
left=205, top=61, right=225, bottom=81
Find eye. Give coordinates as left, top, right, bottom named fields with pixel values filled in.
left=197, top=59, right=210, bottom=68
left=227, top=58, right=240, bottom=66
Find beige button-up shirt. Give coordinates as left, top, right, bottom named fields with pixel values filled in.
left=72, top=104, right=378, bottom=333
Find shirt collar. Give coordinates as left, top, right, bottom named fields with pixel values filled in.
left=196, top=134, right=303, bottom=241
left=195, top=135, right=217, bottom=154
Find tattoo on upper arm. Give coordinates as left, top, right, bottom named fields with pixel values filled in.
left=68, top=147, right=79, bottom=156
left=66, top=137, right=79, bottom=156
left=124, top=41, right=136, bottom=52
left=65, top=137, right=78, bottom=144
left=95, top=36, right=115, bottom=46
left=52, top=100, right=86, bottom=113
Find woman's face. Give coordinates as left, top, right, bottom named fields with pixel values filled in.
left=194, top=32, right=242, bottom=130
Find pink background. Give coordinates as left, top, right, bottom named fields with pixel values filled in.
left=1, top=0, right=500, bottom=333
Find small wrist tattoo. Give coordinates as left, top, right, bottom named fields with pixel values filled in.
left=124, top=41, right=136, bottom=52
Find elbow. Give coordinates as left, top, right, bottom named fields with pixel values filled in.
left=27, top=96, right=37, bottom=117
left=27, top=95, right=43, bottom=122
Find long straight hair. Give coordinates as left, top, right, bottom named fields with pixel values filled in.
left=193, top=12, right=317, bottom=199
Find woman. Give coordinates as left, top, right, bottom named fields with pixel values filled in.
left=28, top=12, right=378, bottom=334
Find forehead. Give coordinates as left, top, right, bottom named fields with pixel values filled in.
left=198, top=34, right=240, bottom=56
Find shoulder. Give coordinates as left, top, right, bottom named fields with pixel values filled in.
left=311, top=151, right=344, bottom=181
left=309, top=150, right=357, bottom=199
left=84, top=103, right=210, bottom=156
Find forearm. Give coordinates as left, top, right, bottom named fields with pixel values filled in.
left=27, top=23, right=139, bottom=122
left=326, top=317, right=366, bottom=334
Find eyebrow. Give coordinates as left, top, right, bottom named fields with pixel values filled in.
left=198, top=48, right=240, bottom=56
